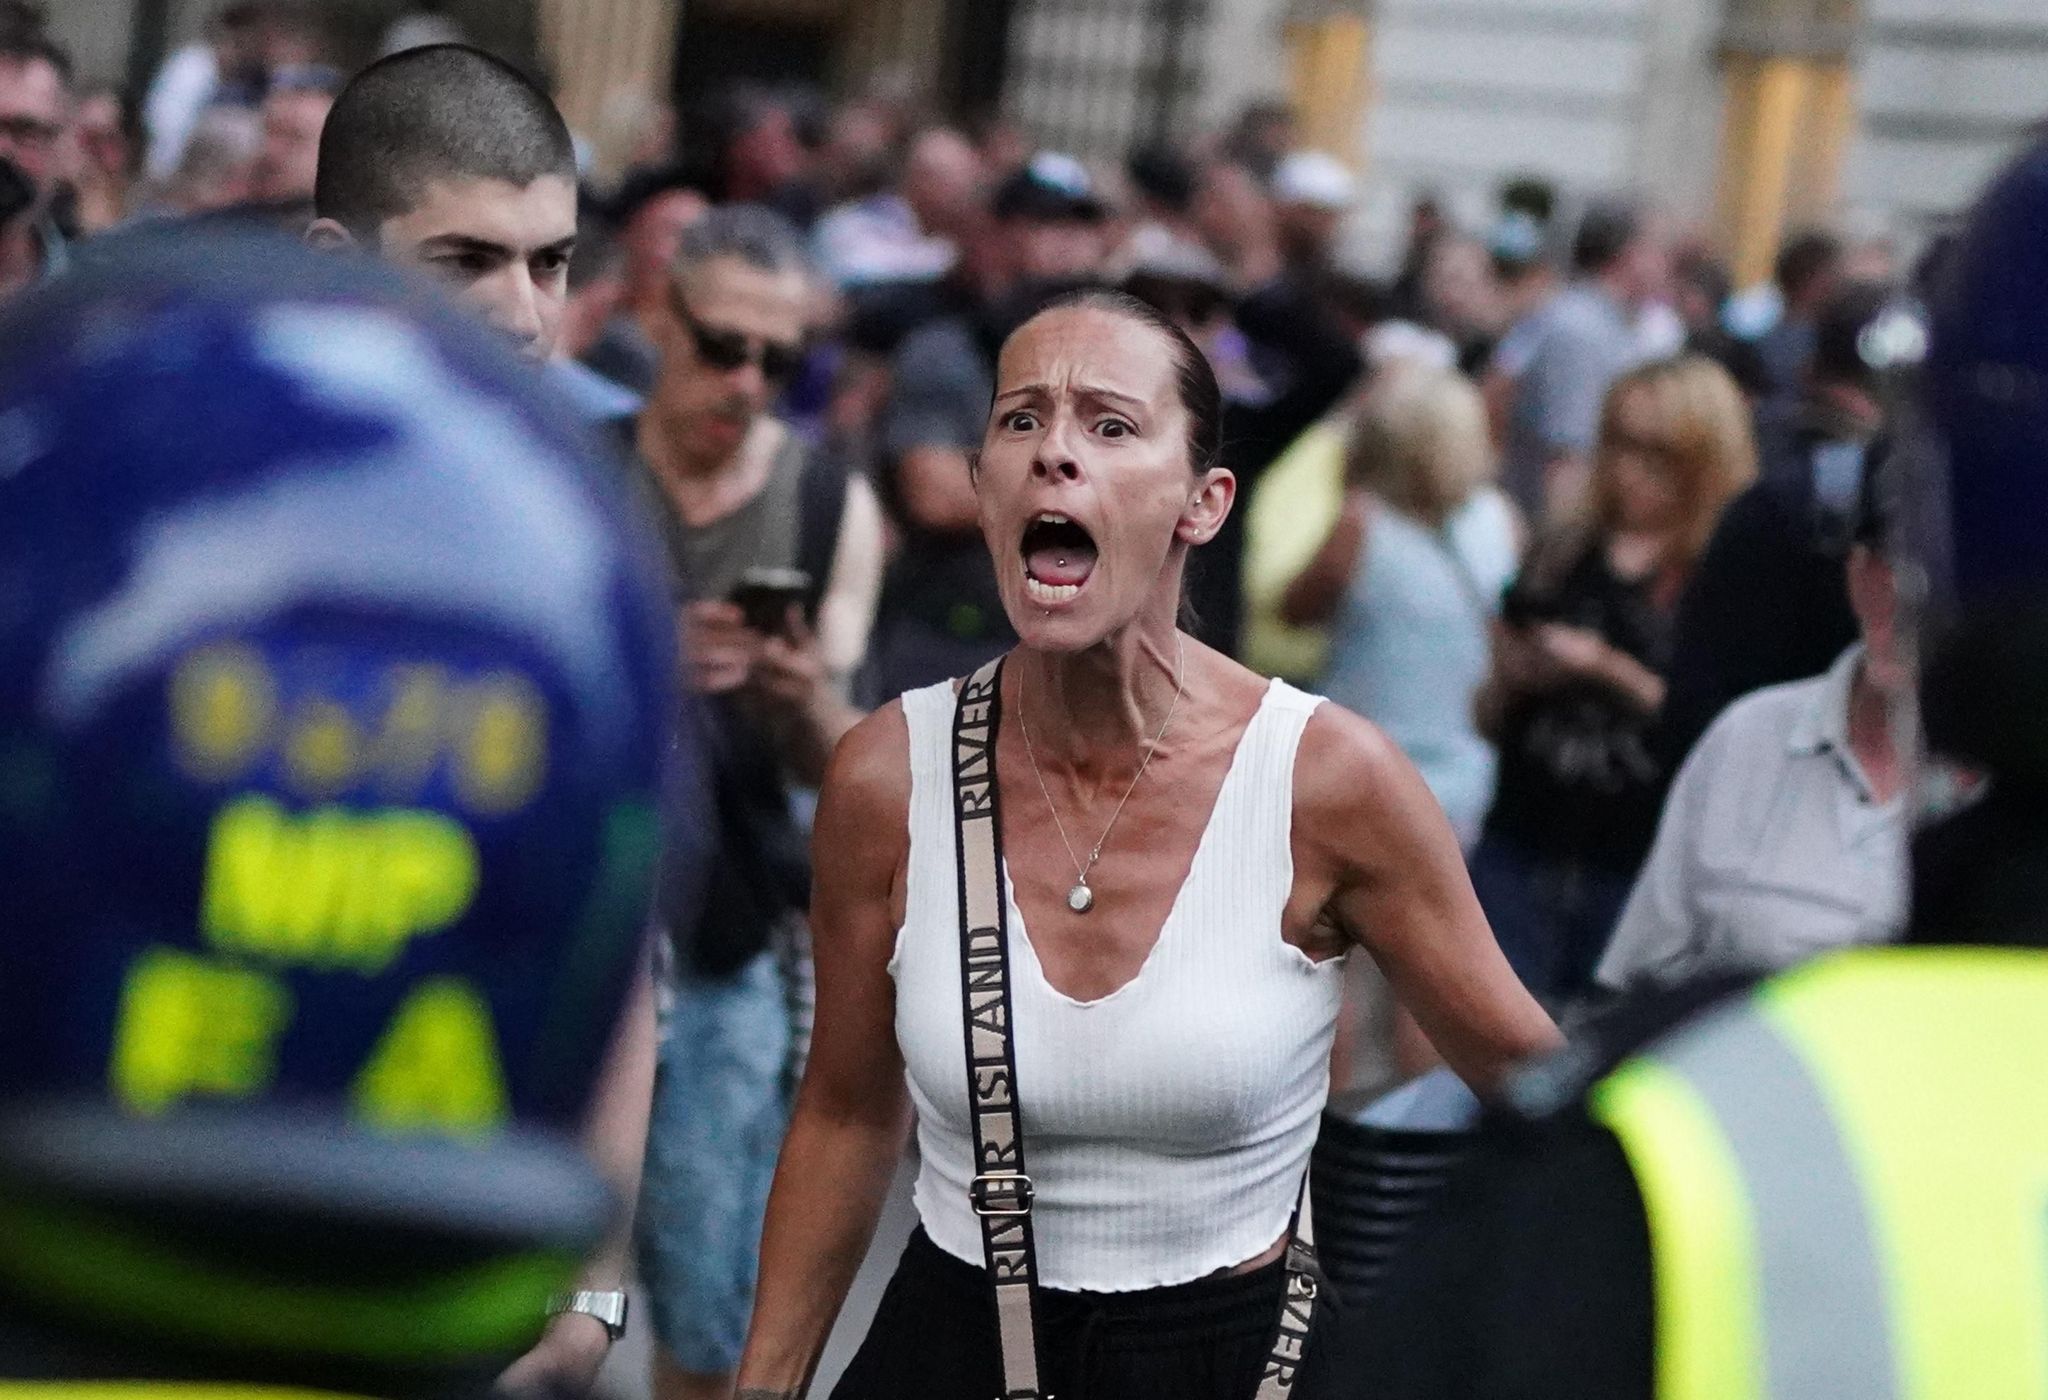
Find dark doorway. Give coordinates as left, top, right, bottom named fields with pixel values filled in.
left=942, top=0, right=1014, bottom=121
left=673, top=11, right=838, bottom=102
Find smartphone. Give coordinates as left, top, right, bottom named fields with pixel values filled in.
left=728, top=567, right=812, bottom=637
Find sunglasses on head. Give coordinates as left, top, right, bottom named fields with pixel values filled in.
left=669, top=290, right=805, bottom=384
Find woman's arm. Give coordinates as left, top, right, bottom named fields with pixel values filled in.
left=1298, top=707, right=1561, bottom=1091
left=735, top=706, right=915, bottom=1397
left=1474, top=618, right=1562, bottom=742
left=1280, top=488, right=1370, bottom=628
left=815, top=473, right=888, bottom=685
left=1532, top=623, right=1666, bottom=713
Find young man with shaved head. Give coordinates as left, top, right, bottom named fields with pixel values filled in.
left=310, top=44, right=649, bottom=1397
left=308, top=43, right=580, bottom=363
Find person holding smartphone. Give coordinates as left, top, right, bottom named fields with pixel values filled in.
left=625, top=202, right=885, bottom=1400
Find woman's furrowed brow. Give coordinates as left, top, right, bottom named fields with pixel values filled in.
left=993, top=382, right=1147, bottom=411
left=1077, top=385, right=1148, bottom=413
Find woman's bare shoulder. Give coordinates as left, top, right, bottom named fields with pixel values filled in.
left=1296, top=700, right=1408, bottom=790
left=1292, top=701, right=1445, bottom=860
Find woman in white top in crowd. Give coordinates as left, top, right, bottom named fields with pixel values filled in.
left=1283, top=365, right=1522, bottom=849
left=735, top=290, right=1559, bottom=1400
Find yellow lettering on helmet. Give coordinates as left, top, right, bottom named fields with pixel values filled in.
left=284, top=699, right=362, bottom=798
left=202, top=796, right=479, bottom=973
left=351, top=978, right=508, bottom=1135
left=282, top=806, right=353, bottom=961
left=169, top=645, right=276, bottom=783
left=166, top=647, right=554, bottom=817
left=370, top=664, right=448, bottom=795
left=361, top=809, right=481, bottom=956
left=110, top=949, right=292, bottom=1115
left=453, top=673, right=547, bottom=816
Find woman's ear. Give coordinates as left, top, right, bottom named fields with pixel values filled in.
left=1177, top=466, right=1237, bottom=546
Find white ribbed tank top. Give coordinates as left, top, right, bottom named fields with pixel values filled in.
left=890, top=675, right=1346, bottom=1291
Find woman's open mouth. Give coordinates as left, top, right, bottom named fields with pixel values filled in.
left=1020, top=512, right=1098, bottom=605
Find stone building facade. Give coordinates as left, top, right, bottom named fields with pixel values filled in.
left=46, top=0, right=2048, bottom=276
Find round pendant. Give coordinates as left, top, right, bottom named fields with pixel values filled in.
left=1067, top=882, right=1094, bottom=913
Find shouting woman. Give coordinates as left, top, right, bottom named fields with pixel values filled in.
left=736, top=291, right=1559, bottom=1400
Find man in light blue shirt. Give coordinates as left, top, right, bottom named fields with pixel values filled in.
left=1494, top=200, right=1668, bottom=520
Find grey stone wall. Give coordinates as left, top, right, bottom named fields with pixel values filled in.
left=1846, top=0, right=2048, bottom=239
left=46, top=0, right=161, bottom=87
left=1353, top=0, right=1726, bottom=270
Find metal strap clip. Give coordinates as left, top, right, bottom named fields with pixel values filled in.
left=970, top=1170, right=1035, bottom=1217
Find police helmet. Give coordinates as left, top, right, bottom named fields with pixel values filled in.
left=1915, top=136, right=2048, bottom=789
left=0, top=228, right=679, bottom=1381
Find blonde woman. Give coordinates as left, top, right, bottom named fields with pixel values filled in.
left=1283, top=365, right=1520, bottom=848
left=1469, top=354, right=1756, bottom=1002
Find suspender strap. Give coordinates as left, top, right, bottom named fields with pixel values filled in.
left=950, top=656, right=1320, bottom=1400
left=1256, top=1170, right=1321, bottom=1399
left=951, top=658, right=1046, bottom=1399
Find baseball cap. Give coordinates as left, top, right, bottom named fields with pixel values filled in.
left=1272, top=151, right=1357, bottom=211
left=993, top=150, right=1107, bottom=223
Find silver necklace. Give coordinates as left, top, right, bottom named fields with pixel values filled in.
left=1016, top=634, right=1187, bottom=914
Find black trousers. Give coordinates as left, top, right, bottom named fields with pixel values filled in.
left=831, top=1228, right=1340, bottom=1400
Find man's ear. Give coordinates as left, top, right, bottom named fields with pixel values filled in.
left=305, top=217, right=357, bottom=252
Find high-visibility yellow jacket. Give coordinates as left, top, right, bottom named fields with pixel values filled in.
left=1591, top=946, right=2048, bottom=1400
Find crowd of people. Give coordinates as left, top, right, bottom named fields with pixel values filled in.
left=7, top=0, right=1995, bottom=1396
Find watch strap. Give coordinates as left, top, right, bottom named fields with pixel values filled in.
left=547, top=1288, right=628, bottom=1342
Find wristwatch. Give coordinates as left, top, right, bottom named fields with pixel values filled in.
left=548, top=1289, right=629, bottom=1343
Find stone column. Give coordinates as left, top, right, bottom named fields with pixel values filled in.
left=1284, top=0, right=1374, bottom=165
left=1198, top=0, right=1289, bottom=129
left=537, top=0, right=682, bottom=187
left=1712, top=0, right=1860, bottom=286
